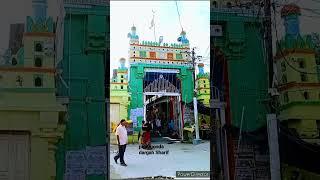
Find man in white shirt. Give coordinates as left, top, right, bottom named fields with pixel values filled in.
left=114, top=119, right=128, bottom=166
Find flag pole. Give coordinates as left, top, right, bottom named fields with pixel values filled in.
left=153, top=10, right=156, bottom=42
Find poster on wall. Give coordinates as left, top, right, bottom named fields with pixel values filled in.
left=183, top=106, right=194, bottom=125
left=86, top=146, right=107, bottom=175
left=130, top=109, right=137, bottom=127
left=130, top=108, right=144, bottom=127
left=65, top=150, right=87, bottom=175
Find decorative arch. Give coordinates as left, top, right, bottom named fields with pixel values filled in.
left=144, top=75, right=180, bottom=93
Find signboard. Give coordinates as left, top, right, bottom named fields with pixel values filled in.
left=183, top=106, right=194, bottom=124
left=86, top=146, right=107, bottom=175
left=65, top=151, right=87, bottom=175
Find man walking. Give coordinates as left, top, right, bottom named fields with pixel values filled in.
left=114, top=119, right=128, bottom=166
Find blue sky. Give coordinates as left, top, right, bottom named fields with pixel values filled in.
left=110, top=1, right=211, bottom=77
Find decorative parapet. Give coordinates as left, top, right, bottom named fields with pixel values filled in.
left=276, top=34, right=315, bottom=56
left=139, top=41, right=186, bottom=48
left=64, top=0, right=108, bottom=6
left=197, top=73, right=210, bottom=79
left=26, top=16, right=53, bottom=33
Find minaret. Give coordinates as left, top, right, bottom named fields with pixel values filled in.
left=198, top=63, right=205, bottom=75
left=119, top=58, right=127, bottom=69
left=177, top=30, right=190, bottom=47
left=32, top=0, right=48, bottom=21
left=127, top=25, right=139, bottom=44
left=281, top=3, right=301, bottom=38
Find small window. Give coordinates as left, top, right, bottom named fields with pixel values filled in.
left=34, top=56, right=43, bottom=67
left=212, top=1, right=217, bottom=7
left=281, top=62, right=286, bottom=72
left=121, top=75, right=124, bottom=78
left=16, top=76, right=23, bottom=87
left=282, top=75, right=287, bottom=84
left=303, top=92, right=309, bottom=100
left=204, top=85, right=206, bottom=88
left=34, top=76, right=43, bottom=87
left=301, top=74, right=308, bottom=82
left=205, top=90, right=207, bottom=93
left=35, top=42, right=43, bottom=52
left=203, top=80, right=206, bottom=83
left=284, top=92, right=289, bottom=103
left=227, top=2, right=232, bottom=8
left=316, top=120, right=320, bottom=137
left=316, top=58, right=320, bottom=65
left=176, top=53, right=183, bottom=60
left=298, top=59, right=306, bottom=68
left=121, top=86, right=123, bottom=89
left=140, top=51, right=146, bottom=58
left=121, top=80, right=124, bottom=83
left=128, top=97, right=131, bottom=101
left=11, top=58, right=17, bottom=66
left=149, top=52, right=156, bottom=59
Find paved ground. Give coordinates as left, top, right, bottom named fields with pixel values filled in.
left=109, top=140, right=210, bottom=179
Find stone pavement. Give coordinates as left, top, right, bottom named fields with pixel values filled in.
left=109, top=140, right=210, bottom=179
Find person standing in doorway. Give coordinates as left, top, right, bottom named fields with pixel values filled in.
left=114, top=119, right=128, bottom=166
left=155, top=117, right=162, bottom=137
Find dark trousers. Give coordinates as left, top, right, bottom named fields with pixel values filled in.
left=114, top=144, right=126, bottom=163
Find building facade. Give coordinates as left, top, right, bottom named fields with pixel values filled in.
left=211, top=1, right=271, bottom=179
left=0, top=0, right=66, bottom=179
left=127, top=25, right=194, bottom=138
left=110, top=58, right=130, bottom=132
left=276, top=3, right=320, bottom=144
left=196, top=63, right=210, bottom=106
left=275, top=4, right=320, bottom=179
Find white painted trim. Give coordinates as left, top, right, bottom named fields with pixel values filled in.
left=143, top=92, right=180, bottom=96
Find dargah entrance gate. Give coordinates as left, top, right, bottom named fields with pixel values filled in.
left=127, top=26, right=195, bottom=138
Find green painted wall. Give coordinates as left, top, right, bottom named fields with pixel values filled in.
left=55, top=4, right=107, bottom=180
left=211, top=12, right=269, bottom=131
left=129, top=63, right=194, bottom=128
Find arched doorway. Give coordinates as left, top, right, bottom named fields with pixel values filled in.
left=143, top=70, right=183, bottom=140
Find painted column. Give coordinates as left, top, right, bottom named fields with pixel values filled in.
left=129, top=65, right=144, bottom=128
left=30, top=135, right=49, bottom=180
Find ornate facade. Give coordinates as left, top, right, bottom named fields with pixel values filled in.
left=196, top=63, right=210, bottom=106
left=110, top=58, right=130, bottom=129
left=127, top=25, right=194, bottom=136
left=0, top=0, right=66, bottom=179
left=275, top=3, right=320, bottom=144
